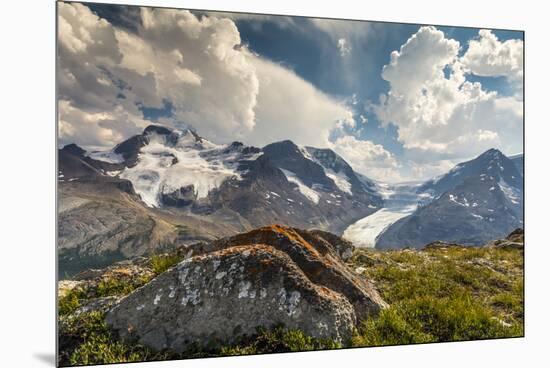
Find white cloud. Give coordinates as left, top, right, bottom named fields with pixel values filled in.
left=374, top=26, right=523, bottom=167
left=309, top=18, right=371, bottom=42
left=58, top=4, right=353, bottom=151
left=337, top=38, right=352, bottom=56
left=329, top=135, right=402, bottom=182
left=461, top=29, right=523, bottom=84
left=246, top=55, right=354, bottom=147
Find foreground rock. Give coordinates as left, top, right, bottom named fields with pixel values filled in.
left=107, top=245, right=357, bottom=350
left=485, top=228, right=524, bottom=249
left=106, top=225, right=386, bottom=351
left=209, top=225, right=386, bottom=321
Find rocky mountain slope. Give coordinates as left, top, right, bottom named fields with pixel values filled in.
left=376, top=149, right=523, bottom=248
left=58, top=226, right=523, bottom=366
left=58, top=125, right=382, bottom=276
left=509, top=153, right=524, bottom=176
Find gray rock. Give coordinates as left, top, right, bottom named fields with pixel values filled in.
left=74, top=296, right=121, bottom=315
left=209, top=225, right=387, bottom=321
left=309, top=229, right=355, bottom=261
left=106, top=244, right=357, bottom=351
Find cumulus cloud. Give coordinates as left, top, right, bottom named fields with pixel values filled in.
left=374, top=26, right=523, bottom=167
left=58, top=3, right=353, bottom=151
left=329, top=135, right=402, bottom=182
left=461, top=29, right=523, bottom=84
left=244, top=56, right=354, bottom=147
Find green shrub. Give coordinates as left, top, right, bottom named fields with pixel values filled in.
left=95, top=276, right=150, bottom=298
left=58, top=287, right=87, bottom=316
left=151, top=253, right=183, bottom=275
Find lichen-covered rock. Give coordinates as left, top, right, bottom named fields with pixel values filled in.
left=74, top=296, right=121, bottom=315
left=106, top=244, right=356, bottom=351
left=309, top=229, right=355, bottom=261
left=210, top=225, right=387, bottom=321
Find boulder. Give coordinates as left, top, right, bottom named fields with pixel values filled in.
left=106, top=244, right=357, bottom=351
left=485, top=228, right=524, bottom=249
left=210, top=225, right=387, bottom=321
left=506, top=228, right=524, bottom=243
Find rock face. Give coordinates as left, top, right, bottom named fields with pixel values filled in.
left=508, top=153, right=524, bottom=177
left=106, top=225, right=386, bottom=351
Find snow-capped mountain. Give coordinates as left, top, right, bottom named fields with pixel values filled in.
left=376, top=148, right=523, bottom=248
left=417, top=148, right=522, bottom=197
left=58, top=125, right=384, bottom=275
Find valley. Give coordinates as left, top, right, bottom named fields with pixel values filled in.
left=343, top=184, right=426, bottom=247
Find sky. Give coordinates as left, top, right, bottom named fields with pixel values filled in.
left=57, top=2, right=524, bottom=183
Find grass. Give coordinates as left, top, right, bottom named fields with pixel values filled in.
left=349, top=245, right=524, bottom=347
left=59, top=242, right=523, bottom=364
left=58, top=274, right=153, bottom=317
left=58, top=250, right=184, bottom=318
left=150, top=253, right=184, bottom=275
left=59, top=311, right=339, bottom=366
left=58, top=287, right=87, bottom=316
left=221, top=326, right=341, bottom=356
left=58, top=311, right=168, bottom=366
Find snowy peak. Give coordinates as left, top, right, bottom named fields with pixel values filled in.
left=304, top=147, right=377, bottom=195
left=114, top=126, right=261, bottom=207
left=61, top=125, right=383, bottom=232
left=262, top=140, right=334, bottom=189
left=262, top=140, right=380, bottom=200
left=419, top=148, right=522, bottom=197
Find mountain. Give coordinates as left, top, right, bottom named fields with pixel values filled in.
left=417, top=148, right=522, bottom=197
left=508, top=153, right=524, bottom=176
left=376, top=149, right=523, bottom=248
left=58, top=125, right=382, bottom=275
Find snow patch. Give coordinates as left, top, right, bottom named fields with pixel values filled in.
left=325, top=169, right=352, bottom=195
left=498, top=179, right=521, bottom=205
left=85, top=150, right=125, bottom=164
left=449, top=194, right=470, bottom=207
left=343, top=205, right=417, bottom=248
left=280, top=169, right=320, bottom=204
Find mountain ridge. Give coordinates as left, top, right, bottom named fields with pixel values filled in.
left=376, top=148, right=523, bottom=248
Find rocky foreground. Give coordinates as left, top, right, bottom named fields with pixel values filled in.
left=58, top=226, right=524, bottom=366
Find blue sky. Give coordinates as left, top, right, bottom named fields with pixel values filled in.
left=234, top=16, right=523, bottom=160
left=59, top=2, right=524, bottom=182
